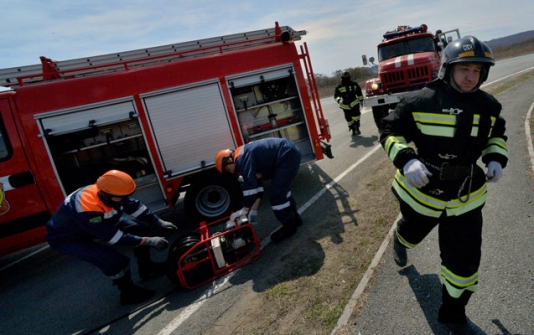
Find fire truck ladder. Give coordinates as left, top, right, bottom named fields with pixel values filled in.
left=0, top=22, right=306, bottom=87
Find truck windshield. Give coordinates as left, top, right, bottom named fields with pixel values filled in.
left=378, top=36, right=436, bottom=61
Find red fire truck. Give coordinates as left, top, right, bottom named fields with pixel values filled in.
left=0, top=22, right=332, bottom=257
left=363, top=24, right=460, bottom=131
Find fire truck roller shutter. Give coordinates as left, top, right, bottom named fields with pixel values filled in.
left=38, top=100, right=137, bottom=136
left=142, top=82, right=236, bottom=177
left=142, top=82, right=240, bottom=220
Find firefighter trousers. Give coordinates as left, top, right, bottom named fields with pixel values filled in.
left=395, top=200, right=483, bottom=298
left=341, top=105, right=361, bottom=130
left=269, top=143, right=301, bottom=225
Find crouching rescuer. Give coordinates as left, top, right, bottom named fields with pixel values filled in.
left=46, top=170, right=178, bottom=305
left=380, top=36, right=508, bottom=333
left=215, top=138, right=303, bottom=242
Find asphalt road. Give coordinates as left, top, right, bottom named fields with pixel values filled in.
left=0, top=54, right=533, bottom=335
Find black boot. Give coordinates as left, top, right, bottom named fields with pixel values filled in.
left=438, top=287, right=484, bottom=334
left=290, top=204, right=303, bottom=227
left=350, top=125, right=357, bottom=136
left=438, top=294, right=467, bottom=325
left=393, top=233, right=408, bottom=267
left=113, top=271, right=154, bottom=305
left=270, top=219, right=298, bottom=242
left=134, top=246, right=167, bottom=280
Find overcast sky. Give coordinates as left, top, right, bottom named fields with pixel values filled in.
left=1, top=0, right=532, bottom=76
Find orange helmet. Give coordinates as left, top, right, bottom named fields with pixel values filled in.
left=214, top=149, right=234, bottom=173
left=96, top=170, right=136, bottom=196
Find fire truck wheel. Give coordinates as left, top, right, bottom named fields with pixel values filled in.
left=184, top=173, right=242, bottom=221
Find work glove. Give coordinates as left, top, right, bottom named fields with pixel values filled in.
left=337, top=98, right=343, bottom=104
left=157, top=219, right=178, bottom=231
left=230, top=207, right=248, bottom=221
left=247, top=209, right=259, bottom=225
left=142, top=236, right=169, bottom=251
left=486, top=161, right=503, bottom=182
left=403, top=159, right=433, bottom=188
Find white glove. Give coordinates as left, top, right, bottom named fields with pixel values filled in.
left=337, top=98, right=343, bottom=104
left=230, top=208, right=248, bottom=221
left=157, top=219, right=178, bottom=231
left=247, top=209, right=259, bottom=225
left=486, top=161, right=503, bottom=182
left=403, top=159, right=433, bottom=188
left=142, top=236, right=169, bottom=250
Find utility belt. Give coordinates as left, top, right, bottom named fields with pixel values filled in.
left=419, top=158, right=473, bottom=181
left=419, top=158, right=476, bottom=203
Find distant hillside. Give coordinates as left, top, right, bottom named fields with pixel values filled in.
left=484, top=31, right=534, bottom=59
left=485, top=30, right=534, bottom=49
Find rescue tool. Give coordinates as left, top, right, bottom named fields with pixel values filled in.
left=166, top=215, right=261, bottom=289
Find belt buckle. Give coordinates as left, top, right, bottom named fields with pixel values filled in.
left=439, top=162, right=450, bottom=180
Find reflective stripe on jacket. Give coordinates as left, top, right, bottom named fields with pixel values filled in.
left=334, top=81, right=363, bottom=110
left=380, top=80, right=508, bottom=217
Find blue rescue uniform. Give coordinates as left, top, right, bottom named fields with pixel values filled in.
left=234, top=138, right=301, bottom=224
left=46, top=185, right=159, bottom=278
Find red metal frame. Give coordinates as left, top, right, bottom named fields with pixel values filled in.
left=174, top=217, right=261, bottom=290
left=299, top=42, right=331, bottom=143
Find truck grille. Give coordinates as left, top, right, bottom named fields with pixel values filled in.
left=383, top=66, right=430, bottom=92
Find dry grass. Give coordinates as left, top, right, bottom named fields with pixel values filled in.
left=202, top=157, right=398, bottom=335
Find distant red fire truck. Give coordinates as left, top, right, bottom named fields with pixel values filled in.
left=364, top=24, right=460, bottom=130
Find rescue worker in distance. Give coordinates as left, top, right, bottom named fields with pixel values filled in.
left=380, top=36, right=508, bottom=333
left=334, top=71, right=364, bottom=136
left=46, top=170, right=178, bottom=305
left=214, top=138, right=302, bottom=242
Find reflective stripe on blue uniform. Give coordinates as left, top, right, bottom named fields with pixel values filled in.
left=235, top=138, right=301, bottom=224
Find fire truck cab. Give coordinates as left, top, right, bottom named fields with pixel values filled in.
left=363, top=24, right=460, bottom=131
left=0, top=22, right=331, bottom=257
